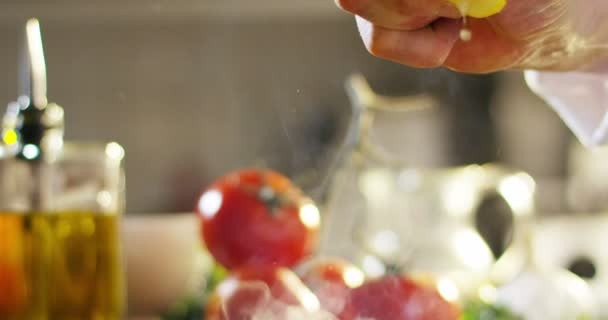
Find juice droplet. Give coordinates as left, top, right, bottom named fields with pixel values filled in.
left=459, top=28, right=472, bottom=41
left=453, top=1, right=473, bottom=42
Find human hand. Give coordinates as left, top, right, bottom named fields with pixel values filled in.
left=336, top=0, right=608, bottom=73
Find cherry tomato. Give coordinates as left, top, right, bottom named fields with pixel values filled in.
left=298, top=258, right=365, bottom=315
left=197, top=168, right=320, bottom=271
left=206, top=267, right=320, bottom=320
left=340, top=275, right=460, bottom=320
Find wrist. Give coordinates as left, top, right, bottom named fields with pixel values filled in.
left=576, top=5, right=608, bottom=73
left=519, top=4, right=608, bottom=73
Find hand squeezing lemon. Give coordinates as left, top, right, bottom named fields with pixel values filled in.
left=339, top=0, right=600, bottom=73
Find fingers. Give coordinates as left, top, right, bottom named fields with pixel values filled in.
left=356, top=16, right=462, bottom=68
left=337, top=0, right=460, bottom=30
left=337, top=0, right=463, bottom=68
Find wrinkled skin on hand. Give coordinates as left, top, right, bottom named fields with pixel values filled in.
left=336, top=0, right=608, bottom=73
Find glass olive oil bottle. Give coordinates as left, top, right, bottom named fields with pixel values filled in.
left=0, top=19, right=126, bottom=320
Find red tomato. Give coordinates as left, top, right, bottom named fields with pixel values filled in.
left=340, top=275, right=460, bottom=320
left=197, top=168, right=320, bottom=271
left=298, top=258, right=365, bottom=315
left=205, top=267, right=320, bottom=320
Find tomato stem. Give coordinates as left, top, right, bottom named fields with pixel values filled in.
left=258, top=186, right=283, bottom=215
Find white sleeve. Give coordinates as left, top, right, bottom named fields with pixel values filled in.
left=524, top=70, right=608, bottom=147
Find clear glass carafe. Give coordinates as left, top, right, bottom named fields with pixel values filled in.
left=319, top=74, right=536, bottom=299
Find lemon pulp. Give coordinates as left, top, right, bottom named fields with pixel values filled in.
left=448, top=0, right=507, bottom=18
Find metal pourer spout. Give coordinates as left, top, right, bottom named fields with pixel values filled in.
left=2, top=18, right=64, bottom=161
left=20, top=19, right=48, bottom=110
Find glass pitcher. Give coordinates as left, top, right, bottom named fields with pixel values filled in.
left=319, top=74, right=536, bottom=298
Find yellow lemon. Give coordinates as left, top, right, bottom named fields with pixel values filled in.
left=448, top=0, right=507, bottom=18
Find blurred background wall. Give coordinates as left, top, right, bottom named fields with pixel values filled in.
left=0, top=0, right=573, bottom=213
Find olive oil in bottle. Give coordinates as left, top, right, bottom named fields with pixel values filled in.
left=0, top=212, right=124, bottom=320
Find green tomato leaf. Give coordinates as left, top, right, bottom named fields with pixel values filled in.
left=461, top=301, right=524, bottom=320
